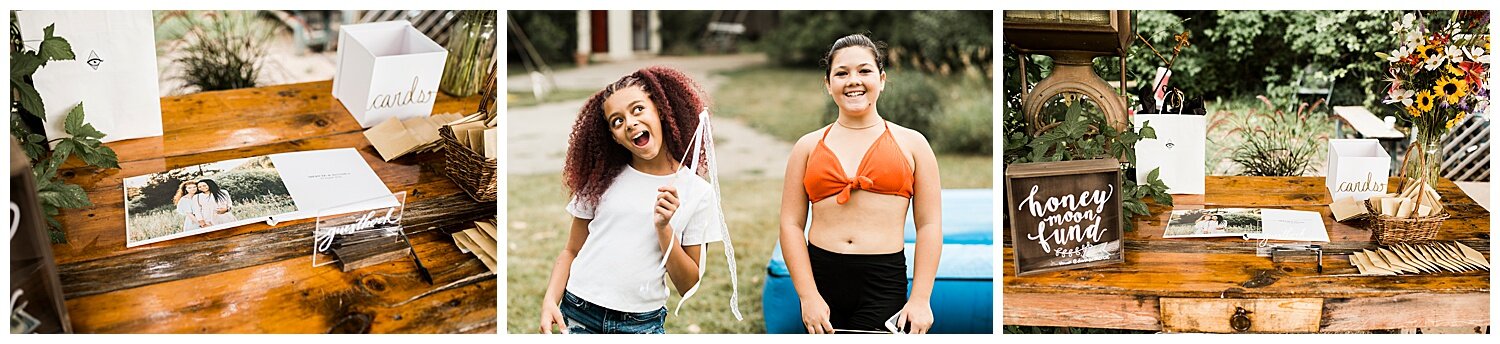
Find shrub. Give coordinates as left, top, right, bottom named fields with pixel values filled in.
left=506, top=11, right=576, bottom=65
left=157, top=10, right=278, bottom=93
left=1125, top=10, right=1412, bottom=111
left=659, top=11, right=714, bottom=55
left=212, top=168, right=291, bottom=201
left=929, top=83, right=993, bottom=154
left=761, top=11, right=991, bottom=76
left=1212, top=96, right=1332, bottom=176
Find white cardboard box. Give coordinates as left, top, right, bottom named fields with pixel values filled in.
left=1327, top=139, right=1391, bottom=201
left=1132, top=114, right=1206, bottom=194
left=333, top=20, right=447, bottom=128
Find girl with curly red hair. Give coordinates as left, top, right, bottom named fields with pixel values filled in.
left=538, top=66, right=726, bottom=334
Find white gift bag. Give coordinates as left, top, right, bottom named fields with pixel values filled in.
left=333, top=20, right=448, bottom=128
left=17, top=10, right=164, bottom=145
left=1326, top=139, right=1391, bottom=201
left=1132, top=114, right=1206, bottom=194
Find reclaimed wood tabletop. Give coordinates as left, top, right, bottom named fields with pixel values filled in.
left=1004, top=176, right=1490, bottom=333
left=49, top=81, right=497, bottom=333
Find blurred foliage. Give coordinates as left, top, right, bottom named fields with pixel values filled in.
left=761, top=10, right=992, bottom=77
left=506, top=10, right=576, bottom=65
left=659, top=11, right=714, bottom=55
left=761, top=11, right=993, bottom=154
left=1211, top=95, right=1332, bottom=176
left=156, top=10, right=279, bottom=93
left=1126, top=10, right=1417, bottom=111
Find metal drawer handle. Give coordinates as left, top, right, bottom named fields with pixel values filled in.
left=1230, top=306, right=1253, bottom=332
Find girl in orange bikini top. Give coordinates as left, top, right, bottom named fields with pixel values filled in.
left=802, top=121, right=915, bottom=204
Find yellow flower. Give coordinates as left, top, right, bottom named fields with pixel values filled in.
left=1434, top=77, right=1468, bottom=105
left=1447, top=63, right=1466, bottom=76
left=1447, top=112, right=1468, bottom=129
left=1405, top=105, right=1421, bottom=117
left=1415, top=90, right=1436, bottom=113
left=1415, top=44, right=1434, bottom=61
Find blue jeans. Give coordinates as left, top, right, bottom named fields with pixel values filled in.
left=559, top=290, right=667, bottom=334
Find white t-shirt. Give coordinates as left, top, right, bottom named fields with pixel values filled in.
left=565, top=165, right=725, bottom=313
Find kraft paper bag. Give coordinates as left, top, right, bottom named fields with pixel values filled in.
left=17, top=10, right=164, bottom=146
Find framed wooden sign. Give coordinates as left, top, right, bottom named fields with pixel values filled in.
left=1005, top=158, right=1125, bottom=276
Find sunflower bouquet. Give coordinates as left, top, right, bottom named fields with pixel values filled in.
left=1376, top=11, right=1489, bottom=191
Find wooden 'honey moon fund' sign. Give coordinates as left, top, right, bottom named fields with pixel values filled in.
left=1006, top=159, right=1124, bottom=276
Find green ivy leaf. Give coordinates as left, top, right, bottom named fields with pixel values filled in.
left=64, top=102, right=84, bottom=134
left=1147, top=167, right=1161, bottom=182
left=11, top=50, right=44, bottom=77
left=1139, top=122, right=1157, bottom=139
left=76, top=141, right=119, bottom=169
left=45, top=139, right=75, bottom=173
left=13, top=76, right=46, bottom=119
left=37, top=182, right=92, bottom=209
left=61, top=103, right=107, bottom=140
left=38, top=24, right=76, bottom=61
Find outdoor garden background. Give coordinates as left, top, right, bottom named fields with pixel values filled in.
left=505, top=10, right=993, bottom=333
left=1002, top=10, right=1490, bottom=334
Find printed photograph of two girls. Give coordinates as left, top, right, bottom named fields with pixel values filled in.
left=506, top=10, right=994, bottom=334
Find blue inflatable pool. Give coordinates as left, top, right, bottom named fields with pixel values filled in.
left=763, top=188, right=994, bottom=334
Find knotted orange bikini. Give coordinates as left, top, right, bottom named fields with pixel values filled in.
left=803, top=121, right=915, bottom=204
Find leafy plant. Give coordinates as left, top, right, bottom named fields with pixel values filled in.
left=1213, top=95, right=1331, bottom=176
left=11, top=15, right=121, bottom=242
left=1003, top=95, right=1173, bottom=231
left=156, top=10, right=276, bottom=93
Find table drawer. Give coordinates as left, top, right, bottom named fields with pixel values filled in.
left=1159, top=298, right=1323, bottom=333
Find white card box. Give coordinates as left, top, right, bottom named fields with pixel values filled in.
left=333, top=20, right=447, bottom=128
left=1327, top=139, right=1391, bottom=201
left=1132, top=114, right=1206, bottom=194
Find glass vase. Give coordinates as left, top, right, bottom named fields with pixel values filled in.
left=1400, top=131, right=1444, bottom=196
left=439, top=11, right=497, bottom=97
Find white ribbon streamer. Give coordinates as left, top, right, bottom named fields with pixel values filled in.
left=657, top=108, right=742, bottom=320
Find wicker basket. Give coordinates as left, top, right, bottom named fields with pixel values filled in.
left=1363, top=199, right=1447, bottom=245
left=1360, top=141, right=1447, bottom=245
left=439, top=125, right=497, bottom=202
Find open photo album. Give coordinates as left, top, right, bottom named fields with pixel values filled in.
left=1163, top=208, right=1329, bottom=242
left=123, top=148, right=398, bottom=247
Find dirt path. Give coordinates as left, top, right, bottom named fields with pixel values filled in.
left=506, top=53, right=791, bottom=179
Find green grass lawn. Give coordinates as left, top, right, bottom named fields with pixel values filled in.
left=712, top=67, right=832, bottom=142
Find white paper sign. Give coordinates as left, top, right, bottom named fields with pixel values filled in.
left=333, top=20, right=447, bottom=128
left=17, top=10, right=164, bottom=145
left=1132, top=114, right=1206, bottom=194
left=1326, top=139, right=1391, bottom=201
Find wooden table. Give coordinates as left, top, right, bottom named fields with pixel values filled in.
left=1004, top=177, right=1489, bottom=333
left=49, top=81, right=497, bottom=333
